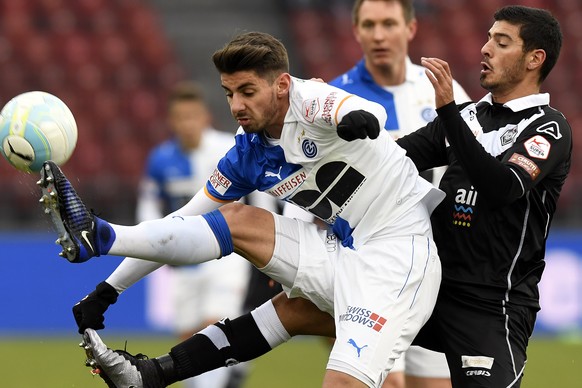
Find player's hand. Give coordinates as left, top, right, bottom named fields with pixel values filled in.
left=421, top=57, right=455, bottom=109
left=337, top=110, right=380, bottom=141
left=72, top=281, right=119, bottom=334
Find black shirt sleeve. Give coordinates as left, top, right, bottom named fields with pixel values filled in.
left=436, top=101, right=525, bottom=208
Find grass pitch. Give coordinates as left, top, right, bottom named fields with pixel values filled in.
left=0, top=334, right=579, bottom=387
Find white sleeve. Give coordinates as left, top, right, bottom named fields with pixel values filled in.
left=333, top=94, right=388, bottom=129
left=106, top=258, right=163, bottom=294
left=107, top=188, right=226, bottom=293
left=169, top=188, right=224, bottom=217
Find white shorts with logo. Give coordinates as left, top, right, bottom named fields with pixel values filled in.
left=261, top=214, right=441, bottom=387
left=391, top=346, right=451, bottom=378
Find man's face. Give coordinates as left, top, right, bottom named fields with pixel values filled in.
left=480, top=21, right=529, bottom=94
left=220, top=70, right=281, bottom=134
left=353, top=0, right=415, bottom=71
left=168, top=100, right=210, bottom=149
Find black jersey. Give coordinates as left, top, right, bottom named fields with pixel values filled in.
left=397, top=94, right=572, bottom=308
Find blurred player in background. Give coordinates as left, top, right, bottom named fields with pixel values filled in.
left=135, top=80, right=251, bottom=388
left=286, top=1, right=470, bottom=386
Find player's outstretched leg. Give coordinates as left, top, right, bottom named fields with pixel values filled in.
left=38, top=161, right=114, bottom=263
left=82, top=328, right=167, bottom=388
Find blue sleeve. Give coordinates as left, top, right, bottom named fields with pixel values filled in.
left=205, top=135, right=258, bottom=201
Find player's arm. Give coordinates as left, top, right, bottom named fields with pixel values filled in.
left=72, top=188, right=228, bottom=334
left=395, top=119, right=449, bottom=172
left=337, top=99, right=385, bottom=141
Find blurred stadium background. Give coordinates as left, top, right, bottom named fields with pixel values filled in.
left=0, top=0, right=580, bottom=387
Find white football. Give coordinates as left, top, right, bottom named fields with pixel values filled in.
left=0, top=91, right=78, bottom=172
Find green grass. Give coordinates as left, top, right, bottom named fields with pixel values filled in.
left=0, top=335, right=579, bottom=387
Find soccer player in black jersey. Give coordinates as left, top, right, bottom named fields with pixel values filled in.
left=398, top=5, right=571, bottom=386
left=72, top=5, right=571, bottom=388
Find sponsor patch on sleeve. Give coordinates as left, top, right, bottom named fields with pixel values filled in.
left=209, top=168, right=232, bottom=196
left=302, top=98, right=320, bottom=123
left=524, top=135, right=550, bottom=160
left=508, top=153, right=540, bottom=180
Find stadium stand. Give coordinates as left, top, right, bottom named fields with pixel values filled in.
left=284, top=0, right=582, bottom=226
left=0, top=0, right=185, bottom=228
left=0, top=0, right=579, bottom=228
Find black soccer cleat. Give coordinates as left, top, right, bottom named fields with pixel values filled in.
left=81, top=329, right=166, bottom=388
left=37, top=161, right=99, bottom=263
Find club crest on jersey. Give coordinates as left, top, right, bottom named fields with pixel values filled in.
left=453, top=186, right=477, bottom=227
left=209, top=168, right=232, bottom=195
left=524, top=135, right=550, bottom=160
left=339, top=306, right=387, bottom=332
left=302, top=138, right=318, bottom=158
left=500, top=125, right=518, bottom=146
left=536, top=120, right=562, bottom=139
left=302, top=98, right=320, bottom=123
left=421, top=107, right=437, bottom=122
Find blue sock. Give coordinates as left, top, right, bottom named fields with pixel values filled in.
left=94, top=216, right=115, bottom=255
left=202, top=210, right=234, bottom=256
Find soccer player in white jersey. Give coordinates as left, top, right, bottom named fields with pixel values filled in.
left=41, top=31, right=444, bottom=388
left=289, top=1, right=470, bottom=387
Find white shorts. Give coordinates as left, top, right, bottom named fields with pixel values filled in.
left=390, top=346, right=450, bottom=378
left=262, top=214, right=441, bottom=387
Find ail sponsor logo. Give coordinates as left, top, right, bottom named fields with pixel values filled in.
left=339, top=306, right=387, bottom=332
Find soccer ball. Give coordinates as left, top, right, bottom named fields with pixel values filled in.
left=0, top=91, right=78, bottom=173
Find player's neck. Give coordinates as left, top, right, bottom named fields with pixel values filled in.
left=366, top=61, right=406, bottom=87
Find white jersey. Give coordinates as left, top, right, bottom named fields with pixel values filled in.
left=205, top=78, right=444, bottom=248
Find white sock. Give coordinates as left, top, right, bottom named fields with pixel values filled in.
left=251, top=299, right=291, bottom=348
left=108, top=216, right=221, bottom=265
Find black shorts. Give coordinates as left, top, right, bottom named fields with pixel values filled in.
left=413, top=286, right=537, bottom=387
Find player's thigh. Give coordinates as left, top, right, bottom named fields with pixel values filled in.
left=438, top=291, right=534, bottom=387
left=328, top=236, right=441, bottom=387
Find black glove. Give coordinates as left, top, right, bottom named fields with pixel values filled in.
left=72, top=281, right=118, bottom=334
left=337, top=110, right=381, bottom=141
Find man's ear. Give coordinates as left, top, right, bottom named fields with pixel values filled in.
left=527, top=49, right=546, bottom=71
left=277, top=73, right=292, bottom=96
left=407, top=17, right=418, bottom=42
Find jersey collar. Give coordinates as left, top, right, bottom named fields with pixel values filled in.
left=478, top=93, right=550, bottom=112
